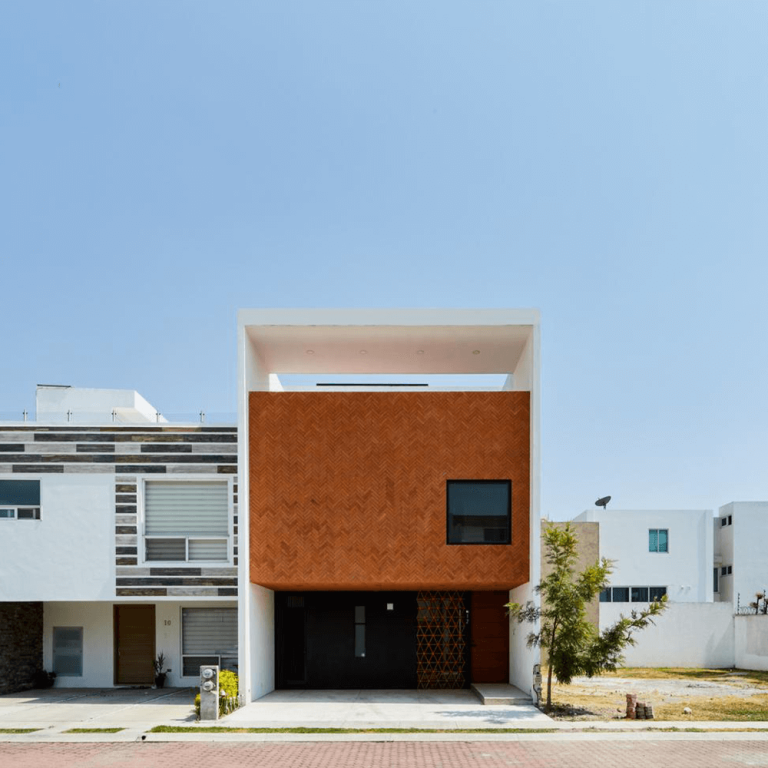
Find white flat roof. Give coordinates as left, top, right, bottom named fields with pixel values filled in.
left=239, top=308, right=538, bottom=375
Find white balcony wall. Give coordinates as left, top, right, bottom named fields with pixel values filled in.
left=1, top=475, right=115, bottom=602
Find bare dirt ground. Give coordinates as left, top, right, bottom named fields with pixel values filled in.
left=547, top=668, right=768, bottom=721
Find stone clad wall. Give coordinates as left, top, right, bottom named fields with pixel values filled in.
left=0, top=424, right=238, bottom=598
left=0, top=602, right=43, bottom=694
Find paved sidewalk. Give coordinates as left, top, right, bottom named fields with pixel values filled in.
left=1, top=688, right=767, bottom=743
left=2, top=738, right=768, bottom=768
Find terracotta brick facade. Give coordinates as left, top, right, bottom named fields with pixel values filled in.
left=249, top=391, right=530, bottom=591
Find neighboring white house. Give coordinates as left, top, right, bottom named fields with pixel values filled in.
left=573, top=508, right=714, bottom=604
left=571, top=504, right=768, bottom=669
left=0, top=386, right=238, bottom=693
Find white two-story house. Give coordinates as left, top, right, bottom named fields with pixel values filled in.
left=0, top=386, right=238, bottom=693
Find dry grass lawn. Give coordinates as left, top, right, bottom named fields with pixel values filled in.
left=546, top=667, right=768, bottom=721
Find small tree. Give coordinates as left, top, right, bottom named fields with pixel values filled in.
left=507, top=522, right=668, bottom=713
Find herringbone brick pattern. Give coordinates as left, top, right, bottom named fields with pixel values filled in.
left=249, top=392, right=530, bottom=590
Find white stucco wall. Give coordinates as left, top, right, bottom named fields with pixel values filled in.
left=43, top=600, right=237, bottom=688
left=575, top=509, right=713, bottom=603
left=249, top=584, right=275, bottom=701
left=508, top=324, right=541, bottom=697
left=599, top=602, right=734, bottom=668
left=508, top=581, right=540, bottom=697
left=236, top=326, right=272, bottom=703
left=36, top=387, right=160, bottom=424
left=43, top=602, right=115, bottom=687
left=735, top=616, right=768, bottom=671
left=1, top=475, right=115, bottom=602
left=725, top=503, right=768, bottom=611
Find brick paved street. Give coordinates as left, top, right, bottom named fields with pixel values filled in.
left=2, top=738, right=768, bottom=767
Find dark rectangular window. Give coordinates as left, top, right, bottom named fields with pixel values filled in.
left=354, top=605, right=365, bottom=658
left=631, top=587, right=649, bottom=602
left=649, top=529, right=668, bottom=553
left=727, top=565, right=732, bottom=575
left=721, top=517, right=727, bottom=527
left=0, top=480, right=40, bottom=506
left=713, top=568, right=719, bottom=593
left=0, top=480, right=41, bottom=520
left=649, top=586, right=667, bottom=601
left=721, top=566, right=727, bottom=576
left=599, top=588, right=611, bottom=603
left=728, top=516, right=732, bottom=525
left=446, top=480, right=511, bottom=545
left=612, top=587, right=629, bottom=602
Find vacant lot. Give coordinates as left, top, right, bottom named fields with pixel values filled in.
left=548, top=668, right=768, bottom=721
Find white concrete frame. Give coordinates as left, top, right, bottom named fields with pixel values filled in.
left=237, top=309, right=541, bottom=703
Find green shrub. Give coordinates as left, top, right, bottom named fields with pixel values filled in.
left=219, top=670, right=238, bottom=700
left=193, top=669, right=240, bottom=720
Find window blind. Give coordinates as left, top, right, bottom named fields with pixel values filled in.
left=182, top=608, right=238, bottom=656
left=145, top=482, right=228, bottom=536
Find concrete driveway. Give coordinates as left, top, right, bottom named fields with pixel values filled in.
left=0, top=688, right=196, bottom=732
left=225, top=689, right=553, bottom=729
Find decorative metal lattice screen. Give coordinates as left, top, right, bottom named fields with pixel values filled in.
left=416, top=591, right=467, bottom=689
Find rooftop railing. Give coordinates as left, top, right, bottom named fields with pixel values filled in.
left=0, top=411, right=237, bottom=426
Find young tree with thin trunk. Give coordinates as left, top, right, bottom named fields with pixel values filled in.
left=507, top=522, right=668, bottom=713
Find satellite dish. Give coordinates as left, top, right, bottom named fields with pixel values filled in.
left=595, top=496, right=611, bottom=509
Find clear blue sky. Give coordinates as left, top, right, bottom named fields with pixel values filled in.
left=2, top=1, right=767, bottom=520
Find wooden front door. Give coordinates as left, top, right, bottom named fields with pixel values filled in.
left=114, top=605, right=155, bottom=685
left=469, top=591, right=509, bottom=684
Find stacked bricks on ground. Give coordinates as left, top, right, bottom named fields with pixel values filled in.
left=626, top=693, right=654, bottom=720
left=0, top=424, right=238, bottom=598
left=0, top=602, right=43, bottom=694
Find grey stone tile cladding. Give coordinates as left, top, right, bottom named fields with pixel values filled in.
left=0, top=425, right=238, bottom=597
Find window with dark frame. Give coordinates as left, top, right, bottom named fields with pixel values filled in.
left=446, top=480, right=511, bottom=545
left=612, top=587, right=630, bottom=602
left=0, top=480, right=41, bottom=520
left=606, top=586, right=666, bottom=603
left=631, top=587, right=649, bottom=602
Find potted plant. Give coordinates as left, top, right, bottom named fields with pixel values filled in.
left=153, top=652, right=171, bottom=688
left=32, top=669, right=57, bottom=689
